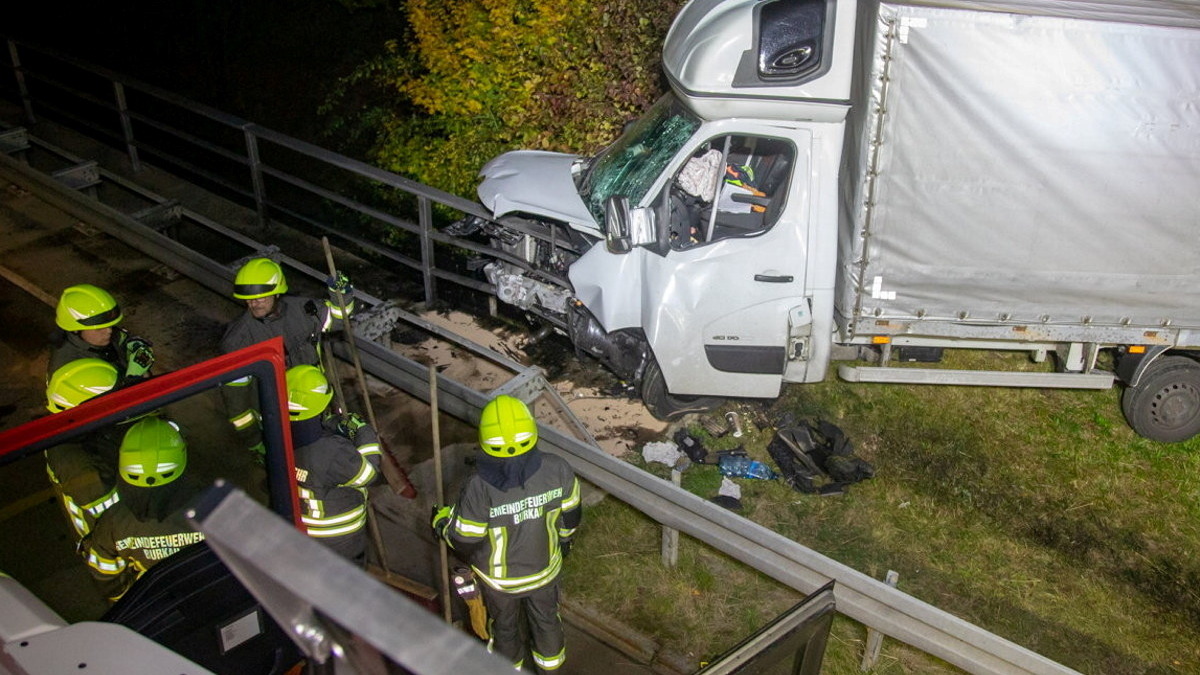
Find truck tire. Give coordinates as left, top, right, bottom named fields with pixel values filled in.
left=1121, top=355, right=1200, bottom=442
left=641, top=358, right=723, bottom=421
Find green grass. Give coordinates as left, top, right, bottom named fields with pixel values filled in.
left=563, top=348, right=1200, bottom=673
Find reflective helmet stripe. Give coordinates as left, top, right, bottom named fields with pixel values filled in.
left=75, top=305, right=122, bottom=327
left=233, top=282, right=278, bottom=297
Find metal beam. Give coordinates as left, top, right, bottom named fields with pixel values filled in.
left=839, top=365, right=1114, bottom=389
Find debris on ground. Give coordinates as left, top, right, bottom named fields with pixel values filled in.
left=698, top=415, right=728, bottom=437
left=716, top=450, right=777, bottom=480
left=718, top=477, right=741, bottom=500
left=766, top=420, right=875, bottom=496
left=642, top=440, right=683, bottom=467
left=709, top=495, right=743, bottom=512
left=724, top=411, right=745, bottom=438
left=673, top=429, right=710, bottom=464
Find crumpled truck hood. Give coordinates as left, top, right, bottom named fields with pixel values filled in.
left=477, top=150, right=600, bottom=237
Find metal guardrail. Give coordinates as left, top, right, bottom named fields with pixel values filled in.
left=0, top=43, right=1085, bottom=675
left=0, top=36, right=564, bottom=308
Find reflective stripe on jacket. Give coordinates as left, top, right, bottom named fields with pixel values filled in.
left=446, top=450, right=581, bottom=594
left=293, top=425, right=382, bottom=541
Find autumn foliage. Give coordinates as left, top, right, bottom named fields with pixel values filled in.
left=326, top=0, right=683, bottom=197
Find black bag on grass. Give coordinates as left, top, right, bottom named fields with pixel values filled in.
left=767, top=420, right=874, bottom=495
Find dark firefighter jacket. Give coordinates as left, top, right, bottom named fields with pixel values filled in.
left=44, top=426, right=121, bottom=541
left=48, top=328, right=137, bottom=380
left=84, top=476, right=205, bottom=603
left=219, top=295, right=344, bottom=433
left=443, top=448, right=581, bottom=594
left=219, top=295, right=341, bottom=369
left=293, top=418, right=383, bottom=542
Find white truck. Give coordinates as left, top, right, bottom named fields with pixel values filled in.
left=467, top=0, right=1200, bottom=441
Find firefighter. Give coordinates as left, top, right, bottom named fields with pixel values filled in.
left=219, top=257, right=354, bottom=460
left=83, top=416, right=205, bottom=603
left=285, top=364, right=382, bottom=565
left=44, top=358, right=122, bottom=543
left=48, top=284, right=155, bottom=385
left=432, top=395, right=581, bottom=673
left=721, top=162, right=767, bottom=214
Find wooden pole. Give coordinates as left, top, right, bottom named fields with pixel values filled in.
left=431, top=364, right=453, bottom=623
left=321, top=237, right=376, bottom=428
left=320, top=334, right=347, bottom=414
left=321, top=237, right=416, bottom=499
left=320, top=237, right=416, bottom=592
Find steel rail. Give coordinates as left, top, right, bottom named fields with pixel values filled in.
left=4, top=38, right=574, bottom=295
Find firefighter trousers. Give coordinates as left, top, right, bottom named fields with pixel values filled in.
left=482, top=581, right=565, bottom=672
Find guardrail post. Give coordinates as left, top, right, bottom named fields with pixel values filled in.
left=112, top=81, right=142, bottom=172
left=244, top=126, right=269, bottom=231
left=418, top=195, right=436, bottom=307
left=860, top=570, right=900, bottom=670
left=7, top=40, right=36, bottom=126
left=661, top=467, right=682, bottom=567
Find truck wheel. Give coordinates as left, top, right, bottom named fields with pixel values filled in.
left=641, top=359, right=723, bottom=421
left=1121, top=355, right=1200, bottom=442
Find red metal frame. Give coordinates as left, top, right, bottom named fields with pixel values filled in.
left=0, top=338, right=301, bottom=527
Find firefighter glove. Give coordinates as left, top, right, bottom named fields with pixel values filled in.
left=560, top=538, right=572, bottom=559
left=336, top=412, right=367, bottom=439
left=124, top=336, right=155, bottom=377
left=249, top=441, right=267, bottom=466
left=325, top=272, right=354, bottom=298
left=431, top=505, right=452, bottom=539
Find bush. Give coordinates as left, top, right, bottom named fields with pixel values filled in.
left=323, top=0, right=683, bottom=198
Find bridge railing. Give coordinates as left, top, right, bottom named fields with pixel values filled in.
left=0, top=36, right=549, bottom=308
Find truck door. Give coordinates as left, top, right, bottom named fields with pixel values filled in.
left=641, top=128, right=812, bottom=398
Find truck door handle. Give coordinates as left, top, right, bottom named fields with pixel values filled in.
left=754, top=273, right=794, bottom=283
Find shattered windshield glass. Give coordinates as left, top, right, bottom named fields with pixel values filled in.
left=580, top=94, right=701, bottom=227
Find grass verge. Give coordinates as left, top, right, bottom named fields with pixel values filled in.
left=564, top=349, right=1200, bottom=673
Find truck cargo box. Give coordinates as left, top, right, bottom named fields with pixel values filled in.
left=836, top=1, right=1200, bottom=342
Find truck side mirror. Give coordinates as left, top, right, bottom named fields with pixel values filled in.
left=605, top=196, right=633, bottom=254
left=605, top=196, right=659, bottom=255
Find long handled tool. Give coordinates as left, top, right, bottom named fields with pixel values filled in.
left=322, top=238, right=430, bottom=602
left=431, top=364, right=454, bottom=624
left=319, top=333, right=348, bottom=415
left=429, top=366, right=488, bottom=635
left=321, top=236, right=417, bottom=500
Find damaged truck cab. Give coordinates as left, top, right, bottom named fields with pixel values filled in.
left=472, top=0, right=1200, bottom=442
left=480, top=0, right=854, bottom=417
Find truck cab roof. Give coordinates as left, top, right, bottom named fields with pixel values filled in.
left=663, top=0, right=1200, bottom=123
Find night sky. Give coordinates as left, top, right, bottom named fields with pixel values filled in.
left=7, top=0, right=403, bottom=142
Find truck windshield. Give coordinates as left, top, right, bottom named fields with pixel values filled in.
left=580, top=94, right=700, bottom=226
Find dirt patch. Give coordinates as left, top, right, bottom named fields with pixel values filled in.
left=401, top=309, right=668, bottom=457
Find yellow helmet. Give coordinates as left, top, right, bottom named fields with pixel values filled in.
left=478, top=395, right=537, bottom=458
left=285, top=365, right=332, bottom=421
left=233, top=258, right=288, bottom=299
left=119, top=417, right=187, bottom=488
left=46, top=358, right=119, bottom=413
left=55, top=284, right=123, bottom=331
